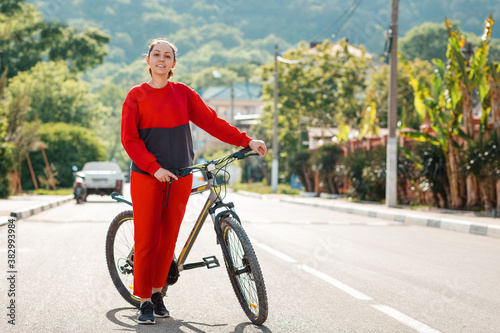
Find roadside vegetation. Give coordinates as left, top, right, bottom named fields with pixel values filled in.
left=1, top=1, right=499, bottom=214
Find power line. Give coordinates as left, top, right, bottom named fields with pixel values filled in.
left=331, top=0, right=364, bottom=40
left=309, top=0, right=364, bottom=43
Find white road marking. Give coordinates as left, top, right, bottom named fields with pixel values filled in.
left=243, top=219, right=395, bottom=225
left=298, top=264, right=373, bottom=301
left=252, top=239, right=441, bottom=332
left=256, top=243, right=297, bottom=263
left=371, top=305, right=442, bottom=333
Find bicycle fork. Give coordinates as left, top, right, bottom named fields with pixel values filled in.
left=210, top=201, right=248, bottom=276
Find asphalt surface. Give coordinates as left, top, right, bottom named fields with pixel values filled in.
left=1, top=191, right=499, bottom=238
left=0, top=189, right=499, bottom=332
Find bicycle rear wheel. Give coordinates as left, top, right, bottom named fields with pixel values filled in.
left=105, top=210, right=140, bottom=308
left=220, top=216, right=268, bottom=325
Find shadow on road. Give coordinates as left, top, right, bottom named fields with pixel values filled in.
left=106, top=307, right=273, bottom=332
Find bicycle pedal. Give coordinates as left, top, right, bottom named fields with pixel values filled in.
left=203, top=256, right=220, bottom=269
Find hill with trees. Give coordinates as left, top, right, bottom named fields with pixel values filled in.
left=30, top=0, right=500, bottom=90
left=33, top=0, right=500, bottom=62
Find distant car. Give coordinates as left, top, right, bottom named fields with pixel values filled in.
left=75, top=161, right=125, bottom=200
left=191, top=170, right=207, bottom=189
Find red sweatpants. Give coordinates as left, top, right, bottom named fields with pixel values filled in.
left=130, top=171, right=193, bottom=298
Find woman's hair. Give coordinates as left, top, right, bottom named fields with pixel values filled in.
left=147, top=38, right=178, bottom=79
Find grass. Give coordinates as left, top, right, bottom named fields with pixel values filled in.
left=233, top=182, right=300, bottom=195
left=25, top=188, right=74, bottom=196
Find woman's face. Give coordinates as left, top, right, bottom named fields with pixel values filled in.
left=147, top=42, right=176, bottom=78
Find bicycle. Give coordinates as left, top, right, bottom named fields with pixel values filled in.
left=105, top=147, right=268, bottom=325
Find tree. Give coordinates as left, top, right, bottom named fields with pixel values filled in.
left=6, top=61, right=104, bottom=127
left=445, top=16, right=493, bottom=139
left=366, top=58, right=434, bottom=130
left=20, top=123, right=107, bottom=189
left=401, top=55, right=465, bottom=209
left=486, top=62, right=500, bottom=211
left=401, top=14, right=498, bottom=211
left=0, top=0, right=110, bottom=79
left=399, top=20, right=500, bottom=64
left=1, top=0, right=111, bottom=194
left=0, top=69, right=14, bottom=198
left=399, top=22, right=455, bottom=63
left=288, top=150, right=314, bottom=193
left=3, top=71, right=40, bottom=194
left=310, top=144, right=344, bottom=194
left=487, top=62, right=500, bottom=132
left=259, top=39, right=372, bottom=174
left=446, top=15, right=494, bottom=208
left=95, top=83, right=129, bottom=170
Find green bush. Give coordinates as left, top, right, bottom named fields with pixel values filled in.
left=288, top=150, right=314, bottom=192
left=21, top=122, right=107, bottom=189
left=0, top=137, right=13, bottom=198
left=342, top=147, right=386, bottom=201
left=362, top=148, right=386, bottom=201
left=0, top=112, right=13, bottom=198
left=311, top=144, right=344, bottom=194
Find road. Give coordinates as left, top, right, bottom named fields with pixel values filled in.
left=0, top=186, right=499, bottom=332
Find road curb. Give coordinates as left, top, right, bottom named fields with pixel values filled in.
left=278, top=197, right=499, bottom=238
left=235, top=191, right=499, bottom=239
left=1, top=195, right=74, bottom=224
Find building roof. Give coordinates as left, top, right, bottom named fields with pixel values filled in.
left=202, top=82, right=262, bottom=101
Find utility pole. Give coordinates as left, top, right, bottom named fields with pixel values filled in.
left=271, top=44, right=279, bottom=193
left=386, top=0, right=398, bottom=207
left=230, top=84, right=234, bottom=125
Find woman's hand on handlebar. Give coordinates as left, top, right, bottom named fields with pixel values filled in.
left=249, top=139, right=267, bottom=157
left=153, top=167, right=178, bottom=182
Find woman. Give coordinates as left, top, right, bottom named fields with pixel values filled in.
left=121, top=38, right=267, bottom=325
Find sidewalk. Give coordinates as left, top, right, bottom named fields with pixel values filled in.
left=237, top=191, right=500, bottom=239
left=0, top=193, right=74, bottom=225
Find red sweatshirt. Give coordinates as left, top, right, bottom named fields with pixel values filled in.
left=121, top=81, right=252, bottom=176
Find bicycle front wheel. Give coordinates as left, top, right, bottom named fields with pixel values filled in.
left=105, top=210, right=140, bottom=308
left=220, top=216, right=268, bottom=325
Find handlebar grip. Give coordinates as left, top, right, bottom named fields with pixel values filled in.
left=232, top=146, right=254, bottom=159
left=170, top=168, right=191, bottom=178
left=240, top=146, right=253, bottom=154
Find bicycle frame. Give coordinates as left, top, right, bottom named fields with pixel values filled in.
left=111, top=166, right=238, bottom=273
left=176, top=165, right=238, bottom=273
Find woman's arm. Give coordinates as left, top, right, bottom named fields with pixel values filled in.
left=121, top=89, right=162, bottom=176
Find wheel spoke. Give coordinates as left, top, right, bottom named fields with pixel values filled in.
left=224, top=223, right=265, bottom=318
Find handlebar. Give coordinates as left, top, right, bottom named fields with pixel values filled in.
left=172, top=147, right=258, bottom=178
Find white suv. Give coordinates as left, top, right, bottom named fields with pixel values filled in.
left=78, top=161, right=125, bottom=199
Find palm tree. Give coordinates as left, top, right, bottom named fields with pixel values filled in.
left=402, top=55, right=465, bottom=209
left=487, top=62, right=500, bottom=210
left=445, top=15, right=494, bottom=208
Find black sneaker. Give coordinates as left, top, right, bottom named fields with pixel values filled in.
left=151, top=292, right=170, bottom=318
left=137, top=301, right=155, bottom=324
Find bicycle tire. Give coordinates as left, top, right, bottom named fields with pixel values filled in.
left=75, top=186, right=83, bottom=204
left=105, top=210, right=140, bottom=308
left=220, top=216, right=268, bottom=325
